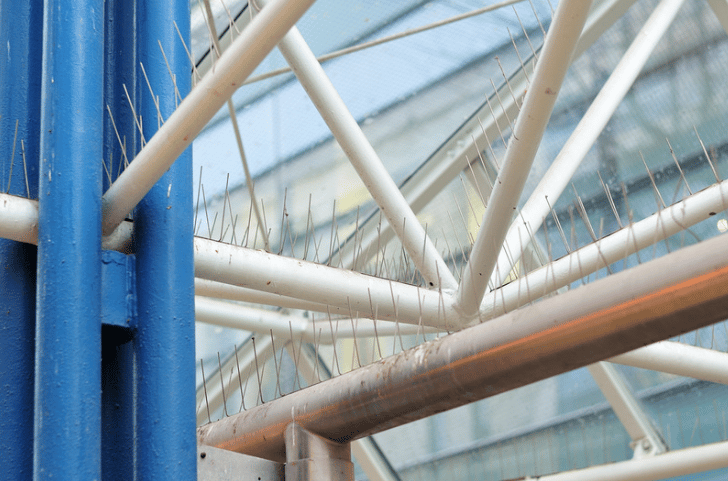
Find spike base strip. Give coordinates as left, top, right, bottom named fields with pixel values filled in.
left=482, top=177, right=728, bottom=320
left=197, top=232, right=728, bottom=463
left=457, top=0, right=593, bottom=315
left=194, top=237, right=461, bottom=330
left=101, top=0, right=317, bottom=235
left=195, top=296, right=438, bottom=342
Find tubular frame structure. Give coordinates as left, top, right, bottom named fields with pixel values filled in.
left=2, top=0, right=728, bottom=479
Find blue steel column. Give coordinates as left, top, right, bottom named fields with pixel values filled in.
left=0, top=2, right=42, bottom=479
left=135, top=0, right=196, bottom=478
left=36, top=0, right=104, bottom=478
left=101, top=1, right=137, bottom=479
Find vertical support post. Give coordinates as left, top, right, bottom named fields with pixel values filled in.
left=101, top=2, right=137, bottom=478
left=285, top=423, right=354, bottom=481
left=0, top=2, right=42, bottom=479
left=134, top=0, right=196, bottom=477
left=36, top=0, right=104, bottom=478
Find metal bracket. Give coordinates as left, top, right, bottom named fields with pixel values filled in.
left=101, top=250, right=136, bottom=330
left=588, top=362, right=668, bottom=459
left=198, top=445, right=283, bottom=480
left=285, top=423, right=354, bottom=481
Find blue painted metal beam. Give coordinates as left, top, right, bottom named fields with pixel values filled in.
left=134, top=0, right=196, bottom=478
left=101, top=2, right=138, bottom=477
left=0, top=2, right=42, bottom=479
left=36, top=0, right=104, bottom=478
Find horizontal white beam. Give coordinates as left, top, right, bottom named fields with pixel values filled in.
left=198, top=231, right=728, bottom=461
left=195, top=296, right=437, bottom=342
left=535, top=440, right=728, bottom=481
left=611, top=341, right=728, bottom=385
left=0, top=193, right=37, bottom=244
left=194, top=237, right=460, bottom=330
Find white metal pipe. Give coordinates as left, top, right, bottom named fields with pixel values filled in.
left=533, top=440, right=728, bottom=481
left=195, top=295, right=437, bottom=342
left=479, top=177, right=728, bottom=320
left=196, top=278, right=337, bottom=314
left=0, top=193, right=37, bottom=245
left=707, top=0, right=728, bottom=36
left=290, top=344, right=401, bottom=481
left=493, top=0, right=687, bottom=287
left=195, top=296, right=309, bottom=340
left=610, top=341, right=728, bottom=385
left=193, top=237, right=460, bottom=330
left=100, top=0, right=317, bottom=235
left=457, top=0, right=592, bottom=316
left=263, top=5, right=456, bottom=291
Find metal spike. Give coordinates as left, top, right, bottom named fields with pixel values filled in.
left=251, top=337, right=264, bottom=405
left=217, top=352, right=228, bottom=417
left=5, top=119, right=19, bottom=194
left=666, top=138, right=692, bottom=196
left=694, top=126, right=721, bottom=182
left=200, top=358, right=212, bottom=423
left=233, top=344, right=245, bottom=411
left=527, top=0, right=546, bottom=37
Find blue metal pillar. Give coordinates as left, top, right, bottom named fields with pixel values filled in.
left=0, top=3, right=42, bottom=478
left=36, top=0, right=104, bottom=478
left=101, top=1, right=138, bottom=479
left=135, top=0, right=196, bottom=478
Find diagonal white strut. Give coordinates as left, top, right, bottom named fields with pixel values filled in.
left=256, top=0, right=457, bottom=290
left=101, top=0, right=317, bottom=236
left=491, top=0, right=687, bottom=288
left=456, top=0, right=593, bottom=316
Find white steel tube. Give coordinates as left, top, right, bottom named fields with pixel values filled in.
left=100, top=0, right=317, bottom=235
left=0, top=193, right=37, bottom=245
left=611, top=341, right=728, bottom=385
left=479, top=177, right=728, bottom=320
left=534, top=440, right=728, bottom=481
left=267, top=14, right=457, bottom=290
left=196, top=278, right=338, bottom=314
left=456, top=0, right=592, bottom=316
left=193, top=237, right=460, bottom=329
left=195, top=295, right=436, bottom=342
left=493, top=0, right=687, bottom=287
left=195, top=296, right=309, bottom=339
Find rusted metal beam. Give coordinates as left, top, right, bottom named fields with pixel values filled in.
left=197, top=232, right=728, bottom=462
